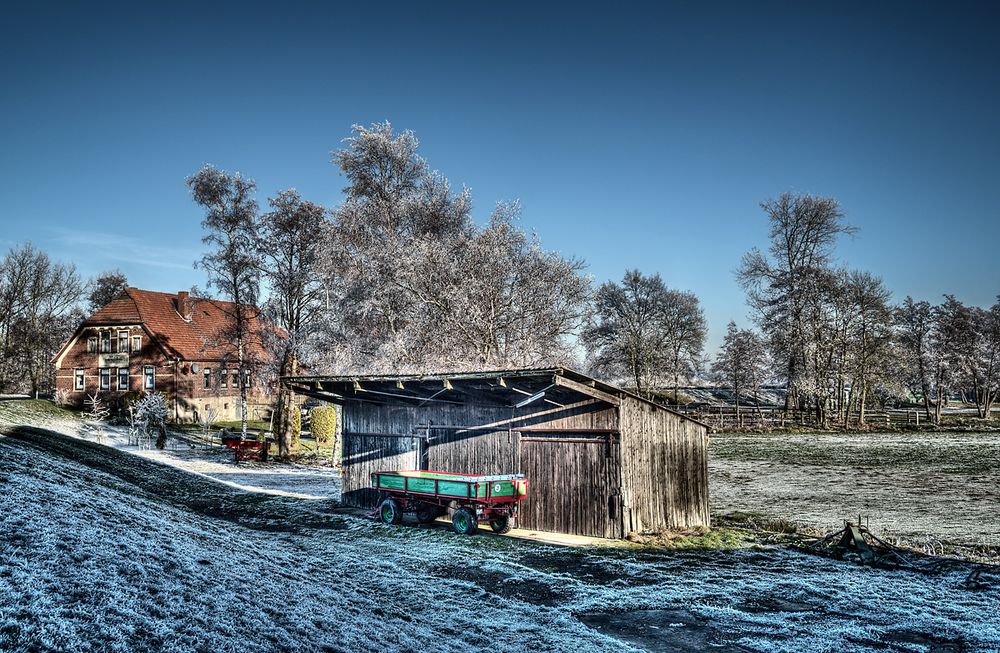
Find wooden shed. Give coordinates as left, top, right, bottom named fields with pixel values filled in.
left=284, top=368, right=709, bottom=538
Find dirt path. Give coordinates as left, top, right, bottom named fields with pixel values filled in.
left=3, top=426, right=999, bottom=652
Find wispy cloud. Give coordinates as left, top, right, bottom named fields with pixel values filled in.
left=46, top=228, right=198, bottom=272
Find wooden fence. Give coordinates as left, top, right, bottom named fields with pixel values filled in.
left=678, top=405, right=944, bottom=430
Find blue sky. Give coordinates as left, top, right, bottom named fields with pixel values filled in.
left=1, top=1, right=997, bottom=351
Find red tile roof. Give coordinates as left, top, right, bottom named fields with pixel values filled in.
left=84, top=288, right=270, bottom=362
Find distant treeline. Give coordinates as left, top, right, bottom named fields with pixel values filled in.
left=715, top=192, right=999, bottom=426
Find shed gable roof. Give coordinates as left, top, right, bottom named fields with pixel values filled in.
left=284, top=367, right=708, bottom=428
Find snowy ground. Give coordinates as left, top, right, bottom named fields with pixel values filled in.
left=710, top=431, right=1000, bottom=546
left=3, top=424, right=1000, bottom=652
left=0, top=400, right=341, bottom=501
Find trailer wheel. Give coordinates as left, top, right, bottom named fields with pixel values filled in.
left=416, top=504, right=444, bottom=524
left=489, top=516, right=513, bottom=534
left=378, top=498, right=403, bottom=525
left=451, top=507, right=478, bottom=535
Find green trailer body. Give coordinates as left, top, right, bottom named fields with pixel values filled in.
left=370, top=470, right=528, bottom=535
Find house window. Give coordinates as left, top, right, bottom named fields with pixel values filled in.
left=87, top=337, right=98, bottom=353
left=232, top=371, right=239, bottom=388
left=74, top=369, right=85, bottom=391
left=100, top=368, right=110, bottom=391
left=100, top=332, right=111, bottom=353
left=204, top=368, right=211, bottom=389
left=118, top=367, right=129, bottom=391
left=244, top=370, right=251, bottom=388
left=118, top=330, right=129, bottom=353
left=220, top=370, right=227, bottom=388
left=132, top=336, right=141, bottom=353
left=144, top=366, right=155, bottom=390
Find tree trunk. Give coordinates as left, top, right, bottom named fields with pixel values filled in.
left=858, top=383, right=867, bottom=426
left=934, top=366, right=944, bottom=426
left=237, top=338, right=248, bottom=440
left=734, top=379, right=741, bottom=425
left=276, top=354, right=299, bottom=458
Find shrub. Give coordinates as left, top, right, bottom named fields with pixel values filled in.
left=311, top=405, right=337, bottom=444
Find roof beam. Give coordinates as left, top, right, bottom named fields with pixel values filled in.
left=553, top=374, right=621, bottom=406
left=284, top=384, right=347, bottom=405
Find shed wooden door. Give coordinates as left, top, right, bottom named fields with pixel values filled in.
left=518, top=433, right=621, bottom=538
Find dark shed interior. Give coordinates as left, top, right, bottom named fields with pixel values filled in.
left=284, top=368, right=709, bottom=538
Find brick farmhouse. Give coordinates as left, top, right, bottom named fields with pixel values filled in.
left=53, top=288, right=275, bottom=422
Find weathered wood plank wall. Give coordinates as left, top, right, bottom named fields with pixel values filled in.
left=618, top=397, right=710, bottom=532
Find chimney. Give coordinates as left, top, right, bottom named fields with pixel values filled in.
left=177, top=291, right=191, bottom=320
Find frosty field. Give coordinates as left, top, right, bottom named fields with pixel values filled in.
left=2, top=423, right=1000, bottom=653
left=709, top=431, right=1000, bottom=546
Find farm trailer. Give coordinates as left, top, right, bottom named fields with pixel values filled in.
left=371, top=470, right=528, bottom=535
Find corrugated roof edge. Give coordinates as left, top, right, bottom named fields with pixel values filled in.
left=282, top=366, right=710, bottom=430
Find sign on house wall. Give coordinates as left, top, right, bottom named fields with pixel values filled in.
left=99, top=353, right=129, bottom=367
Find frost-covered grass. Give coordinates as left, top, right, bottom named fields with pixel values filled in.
left=1, top=400, right=342, bottom=501
left=0, top=399, right=80, bottom=431
left=3, top=426, right=1000, bottom=653
left=711, top=431, right=1000, bottom=545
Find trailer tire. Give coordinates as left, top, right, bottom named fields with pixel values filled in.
left=489, top=516, right=513, bottom=534
left=416, top=504, right=444, bottom=524
left=451, top=507, right=478, bottom=535
left=378, top=498, right=403, bottom=525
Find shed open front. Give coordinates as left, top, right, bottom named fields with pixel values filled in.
left=284, top=368, right=709, bottom=538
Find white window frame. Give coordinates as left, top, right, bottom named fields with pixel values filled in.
left=118, top=330, right=129, bottom=353
left=204, top=368, right=211, bottom=389
left=132, top=336, right=141, bottom=353
left=99, top=368, right=110, bottom=391
left=220, top=369, right=227, bottom=389
left=87, top=337, right=98, bottom=353
left=118, top=367, right=128, bottom=391
left=143, top=366, right=155, bottom=390
left=100, top=332, right=111, bottom=353
left=74, top=369, right=85, bottom=391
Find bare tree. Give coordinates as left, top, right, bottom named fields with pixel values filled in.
left=188, top=165, right=262, bottom=440
left=711, top=321, right=769, bottom=421
left=934, top=294, right=1000, bottom=419
left=320, top=122, right=589, bottom=373
left=87, top=269, right=128, bottom=312
left=321, top=121, right=474, bottom=372
left=583, top=270, right=702, bottom=400
left=661, top=289, right=707, bottom=401
left=0, top=243, right=84, bottom=396
left=983, top=297, right=1000, bottom=420
left=737, top=192, right=857, bottom=420
left=842, top=270, right=894, bottom=425
left=403, top=202, right=591, bottom=369
left=895, top=297, right=935, bottom=420
left=258, top=189, right=327, bottom=457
